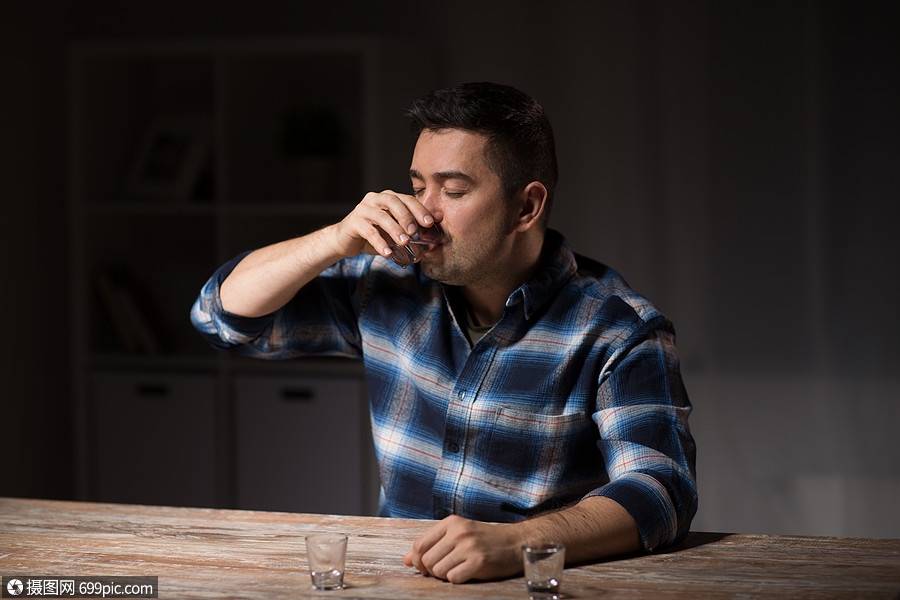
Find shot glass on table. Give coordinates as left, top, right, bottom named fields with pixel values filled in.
left=305, top=533, right=348, bottom=591
left=522, top=542, right=565, bottom=600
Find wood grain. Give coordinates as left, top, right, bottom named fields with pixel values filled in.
left=2, top=498, right=898, bottom=599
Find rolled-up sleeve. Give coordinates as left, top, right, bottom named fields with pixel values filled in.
left=586, top=324, right=698, bottom=551
left=189, top=251, right=364, bottom=359
left=189, top=252, right=276, bottom=350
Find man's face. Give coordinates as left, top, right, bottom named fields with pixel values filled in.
left=408, top=128, right=517, bottom=288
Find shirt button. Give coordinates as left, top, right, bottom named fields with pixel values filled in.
left=458, top=390, right=467, bottom=400
left=448, top=443, right=460, bottom=453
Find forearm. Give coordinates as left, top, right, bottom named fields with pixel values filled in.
left=220, top=224, right=345, bottom=317
left=219, top=189, right=434, bottom=318
left=404, top=496, right=641, bottom=584
left=511, top=496, right=641, bottom=564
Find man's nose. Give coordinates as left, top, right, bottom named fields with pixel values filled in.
left=418, top=187, right=439, bottom=212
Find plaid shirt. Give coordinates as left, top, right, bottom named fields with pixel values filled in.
left=191, top=230, right=697, bottom=551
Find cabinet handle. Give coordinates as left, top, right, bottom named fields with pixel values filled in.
left=280, top=388, right=314, bottom=402
left=136, top=384, right=169, bottom=398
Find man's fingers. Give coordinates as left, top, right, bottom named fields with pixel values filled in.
left=405, top=516, right=523, bottom=583
left=406, top=522, right=447, bottom=575
left=377, top=190, right=424, bottom=234
left=375, top=189, right=443, bottom=235
left=419, top=531, right=459, bottom=574
left=347, top=192, right=419, bottom=255
left=426, top=548, right=467, bottom=581
left=367, top=191, right=426, bottom=236
left=336, top=189, right=440, bottom=260
left=445, top=553, right=488, bottom=584
left=405, top=516, right=481, bottom=580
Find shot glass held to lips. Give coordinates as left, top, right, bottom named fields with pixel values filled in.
left=389, top=223, right=443, bottom=268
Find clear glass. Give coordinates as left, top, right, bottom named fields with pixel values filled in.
left=305, top=533, right=348, bottom=590
left=388, top=224, right=443, bottom=268
left=522, top=543, right=565, bottom=600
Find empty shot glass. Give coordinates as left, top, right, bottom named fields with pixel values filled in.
left=388, top=224, right=443, bottom=268
left=522, top=542, right=566, bottom=600
left=305, top=533, right=348, bottom=590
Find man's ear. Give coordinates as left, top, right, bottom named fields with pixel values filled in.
left=515, top=181, right=548, bottom=232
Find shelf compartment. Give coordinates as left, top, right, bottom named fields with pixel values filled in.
left=222, top=53, right=363, bottom=206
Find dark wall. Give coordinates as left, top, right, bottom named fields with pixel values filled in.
left=2, top=1, right=898, bottom=534
left=0, top=0, right=442, bottom=501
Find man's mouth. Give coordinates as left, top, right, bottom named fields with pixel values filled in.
left=388, top=224, right=445, bottom=268
left=416, top=223, right=445, bottom=247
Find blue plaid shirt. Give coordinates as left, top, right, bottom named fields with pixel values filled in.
left=191, top=230, right=697, bottom=551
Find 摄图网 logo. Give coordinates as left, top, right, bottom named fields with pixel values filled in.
left=6, top=579, right=23, bottom=596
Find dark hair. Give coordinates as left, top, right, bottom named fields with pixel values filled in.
left=405, top=82, right=558, bottom=212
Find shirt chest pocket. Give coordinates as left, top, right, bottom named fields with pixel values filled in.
left=483, top=407, right=589, bottom=503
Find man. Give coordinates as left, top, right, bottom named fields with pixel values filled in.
left=191, top=82, right=697, bottom=583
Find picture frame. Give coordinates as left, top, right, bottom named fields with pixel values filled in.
left=124, top=115, right=211, bottom=201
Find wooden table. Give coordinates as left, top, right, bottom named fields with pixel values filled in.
left=2, top=497, right=899, bottom=599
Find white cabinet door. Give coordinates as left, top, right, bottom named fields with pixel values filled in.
left=90, top=371, right=217, bottom=507
left=234, top=374, right=368, bottom=515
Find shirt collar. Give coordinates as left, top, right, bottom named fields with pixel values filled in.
left=503, top=229, right=577, bottom=320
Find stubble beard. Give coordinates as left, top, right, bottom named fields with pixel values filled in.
left=420, top=219, right=514, bottom=289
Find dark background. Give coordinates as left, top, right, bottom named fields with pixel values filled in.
left=2, top=0, right=898, bottom=536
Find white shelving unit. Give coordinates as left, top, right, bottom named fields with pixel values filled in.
left=68, top=37, right=436, bottom=513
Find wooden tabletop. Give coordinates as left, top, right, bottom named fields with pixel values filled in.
left=2, top=497, right=899, bottom=599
